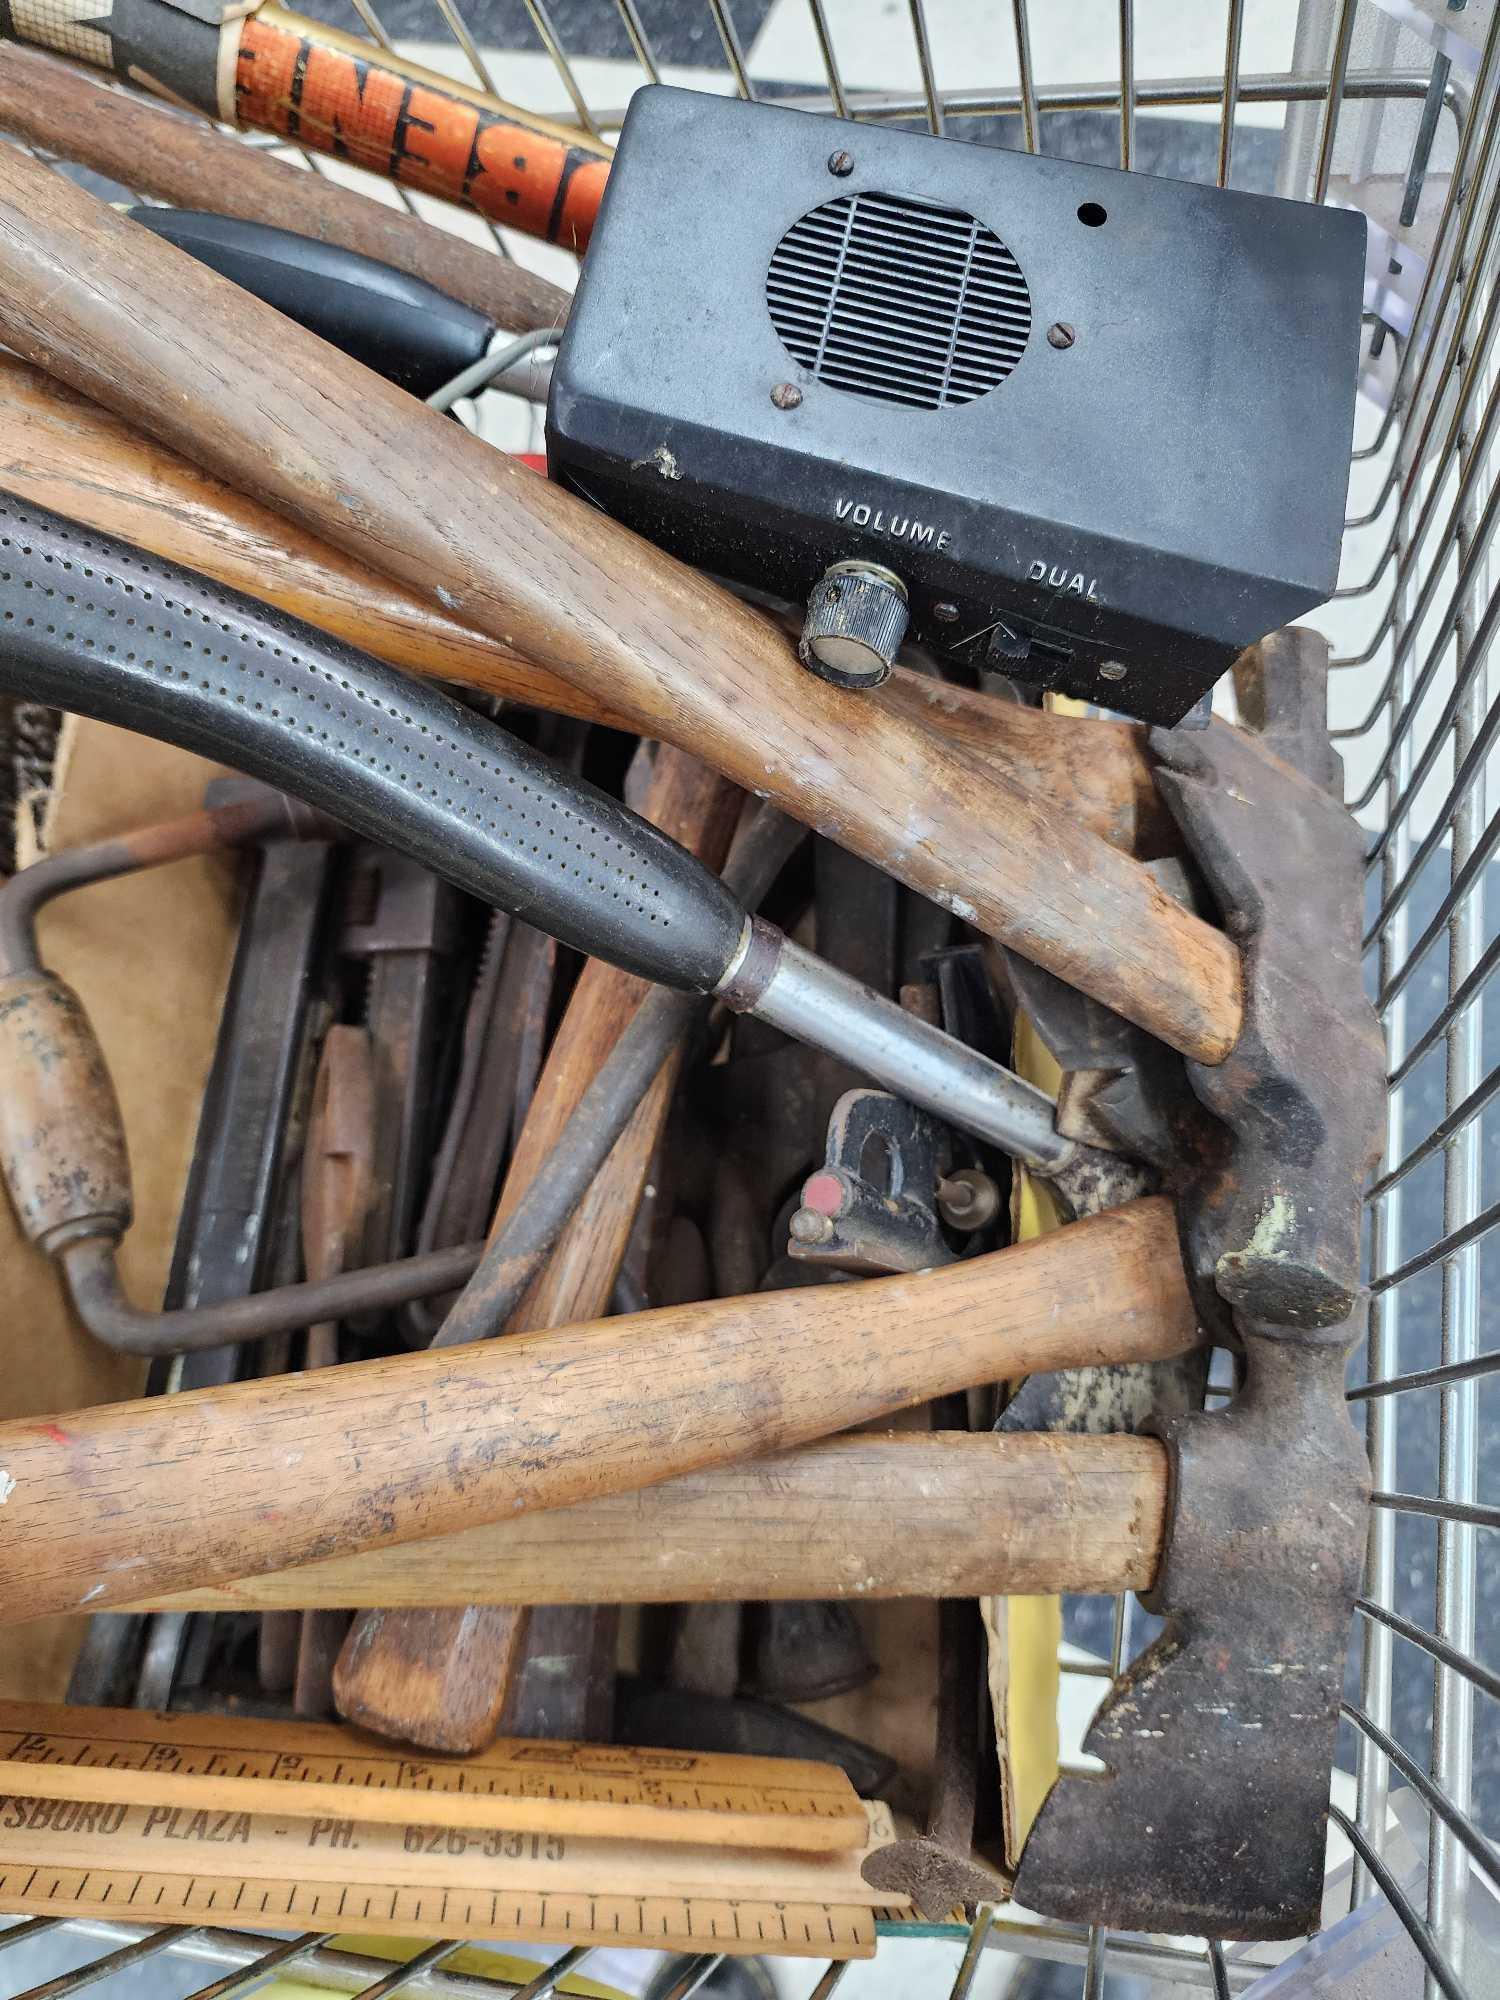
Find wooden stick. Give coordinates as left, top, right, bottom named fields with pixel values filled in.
left=335, top=748, right=742, bottom=1752
left=0, top=1197, right=1195, bottom=1622
left=495, top=758, right=742, bottom=1318
left=0, top=356, right=1178, bottom=861
left=0, top=159, right=1241, bottom=1059
left=0, top=44, right=571, bottom=334
left=0, top=355, right=621, bottom=722
left=135, top=1431, right=1168, bottom=1611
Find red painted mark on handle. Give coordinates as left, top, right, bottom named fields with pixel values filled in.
left=803, top=1173, right=848, bottom=1218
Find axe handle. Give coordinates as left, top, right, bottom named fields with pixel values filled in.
left=135, top=1431, right=1169, bottom=1611
left=335, top=748, right=742, bottom=1753
left=0, top=360, right=1177, bottom=860
left=0, top=44, right=570, bottom=335
left=0, top=1198, right=1195, bottom=1623
left=0, top=157, right=1241, bottom=1061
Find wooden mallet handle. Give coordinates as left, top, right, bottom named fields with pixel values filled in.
left=0, top=154, right=1240, bottom=1061
left=0, top=1198, right=1196, bottom=1622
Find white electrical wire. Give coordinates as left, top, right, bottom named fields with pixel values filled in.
left=427, top=326, right=560, bottom=412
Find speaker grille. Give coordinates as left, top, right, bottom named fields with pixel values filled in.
left=766, top=191, right=1030, bottom=412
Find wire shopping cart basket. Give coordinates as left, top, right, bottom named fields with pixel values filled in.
left=0, top=0, right=1494, bottom=1995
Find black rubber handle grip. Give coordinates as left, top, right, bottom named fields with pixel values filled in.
left=126, top=209, right=495, bottom=399
left=0, top=493, right=745, bottom=991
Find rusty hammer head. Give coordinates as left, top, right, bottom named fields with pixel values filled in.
left=1014, top=630, right=1385, bottom=1940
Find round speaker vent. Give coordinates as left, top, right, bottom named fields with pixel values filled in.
left=766, top=190, right=1031, bottom=412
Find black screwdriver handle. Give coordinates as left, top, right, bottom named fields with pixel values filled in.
left=127, top=208, right=496, bottom=399
left=0, top=493, right=745, bottom=989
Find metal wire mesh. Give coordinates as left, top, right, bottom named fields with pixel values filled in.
left=7, top=0, right=1498, bottom=1994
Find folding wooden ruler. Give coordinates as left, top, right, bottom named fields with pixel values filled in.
left=0, top=1703, right=898, bottom=1957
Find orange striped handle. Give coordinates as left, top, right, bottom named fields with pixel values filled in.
left=234, top=7, right=611, bottom=250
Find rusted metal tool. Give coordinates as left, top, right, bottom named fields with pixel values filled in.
left=399, top=912, right=552, bottom=1344
left=336, top=849, right=463, bottom=1330
left=862, top=1594, right=1000, bottom=1920
left=394, top=724, right=586, bottom=1345
left=49, top=781, right=338, bottom=1706
left=291, top=1023, right=375, bottom=1715
left=989, top=875, right=1210, bottom=1443
left=617, top=1680, right=900, bottom=1801
left=1013, top=630, right=1385, bottom=1942
left=788, top=1090, right=954, bottom=1277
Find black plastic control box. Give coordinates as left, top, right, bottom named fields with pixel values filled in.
left=546, top=86, right=1366, bottom=725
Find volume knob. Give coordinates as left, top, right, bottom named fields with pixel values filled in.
left=799, top=561, right=909, bottom=690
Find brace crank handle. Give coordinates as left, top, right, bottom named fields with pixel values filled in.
left=0, top=785, right=325, bottom=1263
left=0, top=971, right=131, bottom=1258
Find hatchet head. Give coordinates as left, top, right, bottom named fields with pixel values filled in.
left=1017, top=629, right=1385, bottom=1940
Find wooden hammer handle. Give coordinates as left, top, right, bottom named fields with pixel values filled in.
left=141, top=1431, right=1170, bottom=1611
left=0, top=1197, right=1195, bottom=1622
left=0, top=355, right=1178, bottom=862
left=0, top=155, right=1240, bottom=1061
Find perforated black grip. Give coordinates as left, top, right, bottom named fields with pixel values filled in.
left=0, top=495, right=745, bottom=991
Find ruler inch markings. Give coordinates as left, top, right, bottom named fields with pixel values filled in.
left=0, top=1758, right=859, bottom=1854
left=0, top=1703, right=882, bottom=1961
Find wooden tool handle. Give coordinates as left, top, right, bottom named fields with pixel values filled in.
left=0, top=44, right=570, bottom=334
left=336, top=748, right=742, bottom=1751
left=0, top=157, right=1240, bottom=1060
left=0, top=1197, right=1195, bottom=1621
left=0, top=971, right=131, bottom=1255
left=140, top=1432, right=1169, bottom=1610
left=334, top=1605, right=531, bottom=1754
left=0, top=354, right=1178, bottom=862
